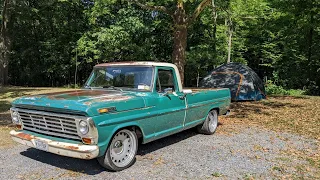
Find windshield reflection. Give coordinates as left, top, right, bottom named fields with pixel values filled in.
left=85, top=66, right=154, bottom=91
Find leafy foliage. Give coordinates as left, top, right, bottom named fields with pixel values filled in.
left=0, top=0, right=319, bottom=94
left=265, top=81, right=305, bottom=96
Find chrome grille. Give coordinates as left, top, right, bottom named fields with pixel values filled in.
left=17, top=109, right=82, bottom=140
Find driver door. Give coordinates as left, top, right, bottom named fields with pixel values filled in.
left=153, top=67, right=186, bottom=139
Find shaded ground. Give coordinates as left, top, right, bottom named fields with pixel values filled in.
left=0, top=87, right=319, bottom=179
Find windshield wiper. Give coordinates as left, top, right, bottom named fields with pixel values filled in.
left=103, top=86, right=123, bottom=92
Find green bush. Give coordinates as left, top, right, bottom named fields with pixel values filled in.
left=265, top=81, right=305, bottom=96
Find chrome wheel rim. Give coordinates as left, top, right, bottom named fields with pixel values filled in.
left=208, top=111, right=218, bottom=132
left=110, top=129, right=137, bottom=168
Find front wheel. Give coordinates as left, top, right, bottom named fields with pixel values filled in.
left=197, top=110, right=218, bottom=135
left=97, top=129, right=138, bottom=171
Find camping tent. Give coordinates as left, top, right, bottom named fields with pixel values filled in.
left=200, top=63, right=266, bottom=101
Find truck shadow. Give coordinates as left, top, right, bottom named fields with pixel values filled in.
left=19, top=128, right=200, bottom=175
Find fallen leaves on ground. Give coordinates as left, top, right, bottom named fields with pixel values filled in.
left=218, top=96, right=320, bottom=178
left=219, top=96, right=320, bottom=140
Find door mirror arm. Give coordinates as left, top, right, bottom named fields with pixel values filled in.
left=179, top=94, right=187, bottom=100
left=162, top=88, right=173, bottom=99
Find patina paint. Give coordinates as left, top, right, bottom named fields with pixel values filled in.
left=185, top=89, right=231, bottom=127
left=12, top=90, right=146, bottom=116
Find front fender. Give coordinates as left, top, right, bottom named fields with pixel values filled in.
left=93, top=116, right=145, bottom=157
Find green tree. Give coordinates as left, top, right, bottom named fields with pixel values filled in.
left=78, top=0, right=217, bottom=85
left=8, top=0, right=88, bottom=86
left=0, top=0, right=14, bottom=85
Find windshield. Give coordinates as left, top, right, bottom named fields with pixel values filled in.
left=85, top=66, right=154, bottom=91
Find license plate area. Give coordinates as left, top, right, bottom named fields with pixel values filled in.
left=34, top=139, right=48, bottom=151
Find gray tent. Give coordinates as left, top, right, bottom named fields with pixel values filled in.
left=200, top=63, right=266, bottom=101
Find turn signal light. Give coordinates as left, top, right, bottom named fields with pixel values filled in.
left=98, top=107, right=116, bottom=114
left=16, top=124, right=22, bottom=129
left=98, top=108, right=109, bottom=114
left=82, top=138, right=92, bottom=144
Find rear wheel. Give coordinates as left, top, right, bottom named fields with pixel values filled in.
left=97, top=129, right=138, bottom=171
left=197, top=110, right=218, bottom=135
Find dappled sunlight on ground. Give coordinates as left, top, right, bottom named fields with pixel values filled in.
left=220, top=96, right=320, bottom=139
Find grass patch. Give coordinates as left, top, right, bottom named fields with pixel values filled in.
left=211, top=172, right=223, bottom=177
left=272, top=166, right=284, bottom=173
left=243, top=173, right=255, bottom=180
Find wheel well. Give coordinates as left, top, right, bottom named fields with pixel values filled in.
left=210, top=108, right=220, bottom=115
left=130, top=126, right=143, bottom=139
left=115, top=126, right=143, bottom=139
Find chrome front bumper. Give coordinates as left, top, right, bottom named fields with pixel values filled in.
left=10, top=130, right=99, bottom=160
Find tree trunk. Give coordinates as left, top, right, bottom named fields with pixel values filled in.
left=226, top=18, right=233, bottom=63
left=130, top=0, right=211, bottom=87
left=227, top=29, right=233, bottom=63
left=172, top=1, right=188, bottom=86
left=210, top=0, right=217, bottom=71
left=0, top=0, right=12, bottom=86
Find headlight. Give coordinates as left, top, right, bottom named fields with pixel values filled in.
left=79, top=120, right=89, bottom=135
left=11, top=111, right=20, bottom=124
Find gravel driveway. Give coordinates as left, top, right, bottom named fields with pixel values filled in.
left=0, top=124, right=318, bottom=180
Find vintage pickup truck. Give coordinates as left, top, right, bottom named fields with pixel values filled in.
left=10, top=62, right=230, bottom=171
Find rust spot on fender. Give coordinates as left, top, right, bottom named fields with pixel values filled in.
left=16, top=133, right=34, bottom=141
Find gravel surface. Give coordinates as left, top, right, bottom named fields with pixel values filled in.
left=0, top=126, right=318, bottom=180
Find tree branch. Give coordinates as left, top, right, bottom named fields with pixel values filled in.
left=127, top=0, right=172, bottom=16
left=188, top=0, right=211, bottom=24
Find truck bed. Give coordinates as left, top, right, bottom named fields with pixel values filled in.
left=186, top=87, right=229, bottom=93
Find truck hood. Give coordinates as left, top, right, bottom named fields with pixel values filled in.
left=12, top=90, right=147, bottom=116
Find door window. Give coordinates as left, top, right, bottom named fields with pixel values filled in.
left=156, top=69, right=176, bottom=93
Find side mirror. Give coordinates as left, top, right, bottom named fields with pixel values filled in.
left=182, top=89, right=193, bottom=94
left=180, top=89, right=193, bottom=100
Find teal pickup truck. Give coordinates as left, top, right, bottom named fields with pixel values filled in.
left=10, top=62, right=230, bottom=171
